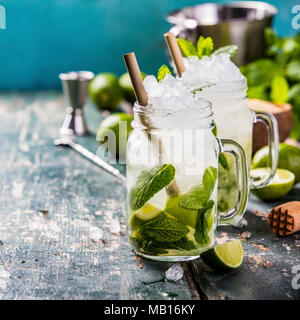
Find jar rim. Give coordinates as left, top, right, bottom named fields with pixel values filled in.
left=202, top=78, right=247, bottom=94
left=133, top=97, right=213, bottom=120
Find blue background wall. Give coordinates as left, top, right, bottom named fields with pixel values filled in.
left=0, top=0, right=298, bottom=90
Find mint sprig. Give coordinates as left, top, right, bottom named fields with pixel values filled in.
left=213, top=45, right=238, bottom=58
left=139, top=215, right=189, bottom=242
left=129, top=164, right=175, bottom=211
left=177, top=38, right=198, bottom=57
left=177, top=36, right=238, bottom=59
left=197, top=36, right=214, bottom=58
left=157, top=65, right=172, bottom=81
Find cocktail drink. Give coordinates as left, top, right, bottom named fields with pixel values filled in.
left=179, top=52, right=279, bottom=219
left=126, top=74, right=249, bottom=261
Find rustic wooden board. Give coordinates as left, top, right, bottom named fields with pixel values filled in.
left=0, top=92, right=197, bottom=300
left=1, top=91, right=299, bottom=300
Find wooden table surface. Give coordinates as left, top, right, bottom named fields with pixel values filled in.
left=0, top=91, right=299, bottom=300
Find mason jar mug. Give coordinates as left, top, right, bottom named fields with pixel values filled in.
left=126, top=100, right=249, bottom=262
left=199, top=80, right=279, bottom=217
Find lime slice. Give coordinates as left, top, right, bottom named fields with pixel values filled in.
left=201, top=240, right=243, bottom=270
left=251, top=168, right=295, bottom=201
left=129, top=203, right=163, bottom=230
left=135, top=203, right=162, bottom=221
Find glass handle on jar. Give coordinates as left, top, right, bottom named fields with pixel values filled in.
left=251, top=111, right=279, bottom=189
left=218, top=139, right=249, bottom=226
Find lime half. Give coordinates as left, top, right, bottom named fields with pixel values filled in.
left=201, top=240, right=243, bottom=270
left=252, top=143, right=300, bottom=183
left=251, top=168, right=295, bottom=201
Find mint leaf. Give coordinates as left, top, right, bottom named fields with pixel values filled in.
left=197, top=36, right=213, bottom=58
left=179, top=185, right=208, bottom=210
left=240, top=59, right=284, bottom=87
left=157, top=65, right=171, bottom=82
left=129, top=164, right=175, bottom=210
left=151, top=237, right=196, bottom=251
left=219, top=153, right=229, bottom=171
left=140, top=215, right=189, bottom=242
left=270, top=75, right=289, bottom=104
left=194, top=201, right=214, bottom=245
left=202, top=166, right=218, bottom=196
left=212, top=123, right=217, bottom=137
left=247, top=85, right=269, bottom=100
left=288, top=83, right=300, bottom=101
left=214, top=45, right=238, bottom=58
left=179, top=166, right=217, bottom=210
left=286, top=60, right=300, bottom=82
left=177, top=38, right=198, bottom=57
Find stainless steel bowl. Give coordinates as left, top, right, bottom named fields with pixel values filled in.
left=166, top=1, right=277, bottom=66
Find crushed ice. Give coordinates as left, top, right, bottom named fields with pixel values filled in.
left=165, top=264, right=184, bottom=282
left=110, top=218, right=121, bottom=234
left=181, top=53, right=244, bottom=90
left=89, top=226, right=103, bottom=242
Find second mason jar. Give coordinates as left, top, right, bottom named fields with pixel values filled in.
left=126, top=99, right=249, bottom=262
left=198, top=79, right=279, bottom=219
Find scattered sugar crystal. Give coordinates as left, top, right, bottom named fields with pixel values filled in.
left=165, top=264, right=184, bottom=282
left=110, top=219, right=121, bottom=234
left=89, top=226, right=103, bottom=242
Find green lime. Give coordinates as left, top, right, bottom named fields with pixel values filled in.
left=89, top=73, right=123, bottom=110
left=119, top=72, right=146, bottom=104
left=129, top=204, right=164, bottom=230
left=135, top=203, right=162, bottom=221
left=252, top=143, right=300, bottom=183
left=251, top=168, right=295, bottom=201
left=96, top=113, right=133, bottom=157
left=201, top=240, right=243, bottom=270
left=165, top=195, right=198, bottom=228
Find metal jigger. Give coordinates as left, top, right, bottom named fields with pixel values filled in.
left=59, top=71, right=94, bottom=136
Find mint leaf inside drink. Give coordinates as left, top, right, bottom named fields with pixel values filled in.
left=139, top=215, right=189, bottom=242
left=219, top=153, right=230, bottom=171
left=194, top=201, right=214, bottom=245
left=179, top=166, right=217, bottom=210
left=157, top=65, right=172, bottom=82
left=129, top=164, right=175, bottom=210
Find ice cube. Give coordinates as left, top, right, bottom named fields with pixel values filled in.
left=165, top=264, right=184, bottom=282
left=110, top=218, right=121, bottom=234
left=232, top=217, right=248, bottom=229
left=143, top=75, right=160, bottom=96
left=89, top=226, right=103, bottom=242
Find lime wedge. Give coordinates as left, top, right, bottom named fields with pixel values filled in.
left=165, top=195, right=198, bottom=228
left=129, top=203, right=163, bottom=230
left=201, top=240, right=243, bottom=270
left=251, top=168, right=295, bottom=201
left=135, top=203, right=162, bottom=221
